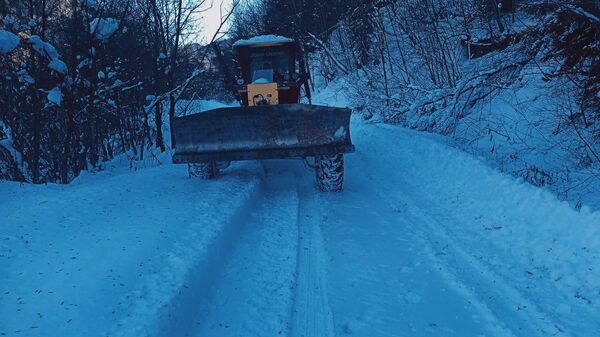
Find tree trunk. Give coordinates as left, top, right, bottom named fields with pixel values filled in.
left=155, top=101, right=165, bottom=151
left=488, top=0, right=505, bottom=33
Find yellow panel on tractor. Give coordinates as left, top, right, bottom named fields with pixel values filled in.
left=247, top=83, right=279, bottom=106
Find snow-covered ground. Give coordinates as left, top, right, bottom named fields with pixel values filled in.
left=1, top=162, right=262, bottom=336
left=2, top=92, right=600, bottom=336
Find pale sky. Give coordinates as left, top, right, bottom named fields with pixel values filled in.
left=196, top=0, right=235, bottom=43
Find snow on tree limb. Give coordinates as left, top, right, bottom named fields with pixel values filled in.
left=0, top=30, right=20, bottom=54
left=562, top=4, right=600, bottom=23
left=144, top=69, right=205, bottom=114
left=83, top=0, right=98, bottom=9
left=28, top=35, right=59, bottom=59
left=90, top=18, right=120, bottom=41
left=26, top=35, right=69, bottom=77
left=47, top=87, right=63, bottom=107
left=49, top=59, right=68, bottom=74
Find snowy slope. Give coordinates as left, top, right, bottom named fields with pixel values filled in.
left=1, top=160, right=262, bottom=336
left=454, top=72, right=600, bottom=210
left=2, top=91, right=600, bottom=337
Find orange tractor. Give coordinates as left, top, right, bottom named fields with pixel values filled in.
left=171, top=35, right=354, bottom=191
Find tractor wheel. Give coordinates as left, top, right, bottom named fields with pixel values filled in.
left=315, top=154, right=345, bottom=192
left=188, top=162, right=219, bottom=179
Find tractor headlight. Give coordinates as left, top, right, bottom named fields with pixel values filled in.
left=237, top=78, right=244, bottom=85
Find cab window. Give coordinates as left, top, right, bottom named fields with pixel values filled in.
left=249, top=50, right=290, bottom=83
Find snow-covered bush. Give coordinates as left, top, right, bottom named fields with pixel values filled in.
left=0, top=0, right=213, bottom=184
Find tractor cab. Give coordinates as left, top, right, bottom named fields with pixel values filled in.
left=232, top=35, right=307, bottom=106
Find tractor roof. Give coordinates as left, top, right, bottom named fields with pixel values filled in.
left=233, top=35, right=294, bottom=48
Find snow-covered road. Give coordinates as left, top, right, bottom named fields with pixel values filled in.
left=2, top=118, right=599, bottom=337
left=315, top=122, right=600, bottom=337
left=178, top=120, right=600, bottom=337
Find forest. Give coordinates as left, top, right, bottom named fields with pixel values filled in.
left=1, top=0, right=599, bottom=206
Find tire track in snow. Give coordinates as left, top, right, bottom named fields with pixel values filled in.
left=290, top=179, right=335, bottom=337
left=400, top=197, right=572, bottom=337
left=318, top=181, right=505, bottom=337
left=109, top=167, right=263, bottom=337
left=189, top=163, right=301, bottom=337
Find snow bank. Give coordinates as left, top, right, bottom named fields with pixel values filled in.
left=90, top=18, right=120, bottom=41
left=0, top=30, right=19, bottom=54
left=0, top=162, right=262, bottom=337
left=455, top=73, right=600, bottom=208
left=233, top=34, right=293, bottom=47
left=110, top=165, right=262, bottom=337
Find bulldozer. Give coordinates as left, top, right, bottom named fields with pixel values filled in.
left=171, top=35, right=354, bottom=191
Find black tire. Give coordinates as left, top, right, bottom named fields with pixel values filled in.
left=315, top=154, right=345, bottom=192
left=188, top=162, right=219, bottom=179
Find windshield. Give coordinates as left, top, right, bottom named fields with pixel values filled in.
left=249, top=50, right=291, bottom=83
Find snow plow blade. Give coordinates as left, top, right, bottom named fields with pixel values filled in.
left=172, top=104, right=354, bottom=163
